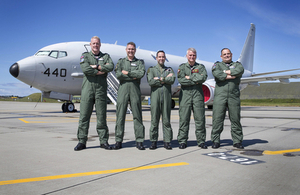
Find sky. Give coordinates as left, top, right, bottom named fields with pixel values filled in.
left=1, top=0, right=300, bottom=96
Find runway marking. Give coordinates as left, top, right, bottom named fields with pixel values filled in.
left=18, top=118, right=46, bottom=123
left=18, top=118, right=30, bottom=123
left=263, top=148, right=300, bottom=155
left=204, top=152, right=264, bottom=165
left=0, top=162, right=188, bottom=186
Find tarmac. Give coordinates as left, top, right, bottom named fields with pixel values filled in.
left=0, top=101, right=300, bottom=195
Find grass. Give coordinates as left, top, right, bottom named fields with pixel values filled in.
left=0, top=93, right=60, bottom=103
left=241, top=99, right=300, bottom=107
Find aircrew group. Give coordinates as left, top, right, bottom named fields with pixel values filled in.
left=74, top=36, right=244, bottom=151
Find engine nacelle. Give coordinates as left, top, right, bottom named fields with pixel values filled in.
left=42, top=91, right=73, bottom=101
left=202, top=81, right=215, bottom=106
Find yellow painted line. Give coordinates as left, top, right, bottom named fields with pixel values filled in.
left=0, top=162, right=188, bottom=186
left=18, top=118, right=45, bottom=123
left=18, top=118, right=30, bottom=123
left=263, top=148, right=300, bottom=155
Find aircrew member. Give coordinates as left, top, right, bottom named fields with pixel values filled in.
left=113, top=42, right=146, bottom=150
left=211, top=48, right=244, bottom=149
left=177, top=48, right=208, bottom=149
left=74, top=36, right=114, bottom=151
left=147, top=50, right=175, bottom=150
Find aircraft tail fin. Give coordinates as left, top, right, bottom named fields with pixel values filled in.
left=238, top=23, right=256, bottom=73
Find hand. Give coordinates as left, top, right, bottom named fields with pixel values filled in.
left=122, top=70, right=129, bottom=75
left=225, top=70, right=231, bottom=75
left=226, top=75, right=236, bottom=79
left=185, top=75, right=190, bottom=79
left=154, top=77, right=159, bottom=80
left=96, top=71, right=105, bottom=75
left=166, top=73, right=173, bottom=77
left=90, top=65, right=97, bottom=69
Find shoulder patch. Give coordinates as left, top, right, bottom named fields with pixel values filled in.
left=80, top=55, right=85, bottom=63
left=212, top=64, right=216, bottom=70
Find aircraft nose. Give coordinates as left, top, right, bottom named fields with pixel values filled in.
left=9, top=63, right=19, bottom=78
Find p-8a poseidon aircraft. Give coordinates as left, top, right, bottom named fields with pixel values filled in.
left=9, top=23, right=300, bottom=112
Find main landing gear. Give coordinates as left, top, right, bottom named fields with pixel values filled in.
left=171, top=99, right=175, bottom=109
left=62, top=102, right=77, bottom=112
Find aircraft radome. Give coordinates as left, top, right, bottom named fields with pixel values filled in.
left=9, top=23, right=300, bottom=112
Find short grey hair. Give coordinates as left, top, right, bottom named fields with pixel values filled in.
left=187, top=47, right=197, bottom=55
left=91, top=36, right=101, bottom=42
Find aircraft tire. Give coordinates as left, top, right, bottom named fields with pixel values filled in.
left=66, top=103, right=75, bottom=112
left=62, top=103, right=75, bottom=112
left=62, top=103, right=67, bottom=112
left=171, top=99, right=175, bottom=109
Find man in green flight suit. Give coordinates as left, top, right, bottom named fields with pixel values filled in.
left=74, top=36, right=114, bottom=151
left=147, top=50, right=175, bottom=150
left=177, top=48, right=208, bottom=149
left=113, top=42, right=146, bottom=150
left=211, top=48, right=244, bottom=149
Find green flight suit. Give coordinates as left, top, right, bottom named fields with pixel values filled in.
left=211, top=61, right=244, bottom=144
left=114, top=57, right=146, bottom=143
left=77, top=51, right=114, bottom=145
left=177, top=62, right=208, bottom=145
left=147, top=64, right=175, bottom=143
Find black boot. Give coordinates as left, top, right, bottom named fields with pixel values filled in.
left=100, top=142, right=112, bottom=150
left=113, top=142, right=122, bottom=150
left=149, top=142, right=157, bottom=150
left=74, top=143, right=86, bottom=151
left=136, top=142, right=145, bottom=150
left=164, top=142, right=172, bottom=150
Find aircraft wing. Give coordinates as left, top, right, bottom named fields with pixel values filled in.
left=241, top=73, right=300, bottom=85
left=251, top=68, right=300, bottom=76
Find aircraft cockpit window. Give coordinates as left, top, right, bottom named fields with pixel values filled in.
left=35, top=51, right=50, bottom=56
left=49, top=51, right=67, bottom=58
left=49, top=51, right=59, bottom=58
left=58, top=51, right=67, bottom=58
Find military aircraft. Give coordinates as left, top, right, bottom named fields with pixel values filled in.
left=9, top=23, right=300, bottom=112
